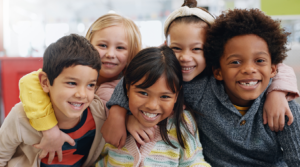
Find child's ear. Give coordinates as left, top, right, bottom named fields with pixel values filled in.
left=270, top=64, right=277, bottom=78
left=213, top=67, right=223, bottom=81
left=38, top=71, right=50, bottom=93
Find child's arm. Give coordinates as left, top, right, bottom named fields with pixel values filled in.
left=19, top=70, right=75, bottom=163
left=178, top=111, right=211, bottom=167
left=264, top=63, right=299, bottom=132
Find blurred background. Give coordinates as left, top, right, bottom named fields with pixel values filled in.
left=0, top=0, right=299, bottom=123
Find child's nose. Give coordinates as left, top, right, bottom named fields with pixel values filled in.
left=241, top=62, right=257, bottom=74
left=179, top=50, right=192, bottom=62
left=145, top=98, right=159, bottom=111
left=105, top=48, right=115, bottom=59
left=75, top=87, right=87, bottom=99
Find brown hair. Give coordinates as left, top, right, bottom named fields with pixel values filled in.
left=43, top=34, right=101, bottom=85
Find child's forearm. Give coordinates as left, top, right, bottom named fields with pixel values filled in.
left=19, top=69, right=57, bottom=131
left=106, top=77, right=130, bottom=110
left=267, top=63, right=299, bottom=101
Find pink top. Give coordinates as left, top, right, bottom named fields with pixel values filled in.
left=95, top=79, right=120, bottom=116
left=267, top=63, right=300, bottom=101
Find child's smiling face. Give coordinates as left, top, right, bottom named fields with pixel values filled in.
left=167, top=22, right=207, bottom=82
left=91, top=25, right=128, bottom=81
left=213, top=34, right=277, bottom=106
left=127, top=74, right=178, bottom=128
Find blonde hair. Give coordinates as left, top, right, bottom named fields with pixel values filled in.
left=86, top=13, right=142, bottom=65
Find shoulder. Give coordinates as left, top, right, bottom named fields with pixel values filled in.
left=7, top=102, right=28, bottom=119
left=89, top=94, right=106, bottom=120
left=168, top=110, right=197, bottom=136
left=182, top=110, right=198, bottom=135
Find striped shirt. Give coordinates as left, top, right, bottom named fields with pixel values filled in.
left=96, top=110, right=210, bottom=167
left=41, top=108, right=96, bottom=167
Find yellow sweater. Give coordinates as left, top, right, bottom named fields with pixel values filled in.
left=19, top=69, right=57, bottom=131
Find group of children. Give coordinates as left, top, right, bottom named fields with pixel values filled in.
left=0, top=0, right=300, bottom=166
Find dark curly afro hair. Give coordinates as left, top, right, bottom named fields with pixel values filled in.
left=204, top=8, right=290, bottom=69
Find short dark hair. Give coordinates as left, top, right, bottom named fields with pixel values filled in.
left=204, top=8, right=290, bottom=69
left=43, top=34, right=101, bottom=85
left=123, top=46, right=188, bottom=149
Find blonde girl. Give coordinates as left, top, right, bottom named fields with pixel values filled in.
left=18, top=13, right=142, bottom=164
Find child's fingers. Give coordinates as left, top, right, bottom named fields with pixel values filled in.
left=132, top=132, right=145, bottom=146
left=57, top=150, right=63, bottom=162
left=286, top=109, right=294, bottom=126
left=39, top=150, right=48, bottom=159
left=279, top=114, right=285, bottom=131
left=144, top=128, right=156, bottom=142
left=118, top=134, right=127, bottom=150
left=268, top=116, right=274, bottom=131
left=33, top=144, right=41, bottom=149
left=273, top=116, right=279, bottom=132
left=138, top=131, right=151, bottom=143
left=263, top=110, right=268, bottom=125
left=63, top=133, right=75, bottom=146
left=47, top=151, right=55, bottom=164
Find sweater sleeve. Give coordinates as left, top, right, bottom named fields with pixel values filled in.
left=178, top=110, right=211, bottom=167
left=19, top=69, right=57, bottom=131
left=277, top=101, right=300, bottom=166
left=106, top=77, right=130, bottom=110
left=267, top=63, right=299, bottom=101
left=0, top=104, right=22, bottom=166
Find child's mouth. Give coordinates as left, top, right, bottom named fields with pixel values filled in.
left=140, top=110, right=159, bottom=120
left=238, top=81, right=259, bottom=86
left=181, top=66, right=196, bottom=73
left=69, top=102, right=84, bottom=109
left=237, top=80, right=261, bottom=90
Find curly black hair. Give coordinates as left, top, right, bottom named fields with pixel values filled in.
left=204, top=8, right=290, bottom=69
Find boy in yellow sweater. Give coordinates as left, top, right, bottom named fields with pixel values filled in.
left=0, top=34, right=106, bottom=167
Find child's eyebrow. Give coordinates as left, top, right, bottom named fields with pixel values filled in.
left=64, top=77, right=97, bottom=82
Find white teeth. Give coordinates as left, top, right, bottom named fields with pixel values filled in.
left=142, top=111, right=158, bottom=118
left=182, top=67, right=194, bottom=71
left=240, top=81, right=258, bottom=86
left=70, top=102, right=82, bottom=107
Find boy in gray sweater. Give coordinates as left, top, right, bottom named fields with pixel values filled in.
left=105, top=9, right=300, bottom=166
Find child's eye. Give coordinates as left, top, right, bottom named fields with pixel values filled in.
left=117, top=46, right=125, bottom=50
left=256, top=59, right=265, bottom=63
left=171, top=47, right=181, bottom=51
left=67, top=82, right=76, bottom=86
left=138, top=91, right=148, bottom=96
left=230, top=60, right=240, bottom=65
left=193, top=47, right=203, bottom=51
left=88, top=83, right=96, bottom=88
left=161, top=95, right=171, bottom=99
left=99, top=44, right=107, bottom=48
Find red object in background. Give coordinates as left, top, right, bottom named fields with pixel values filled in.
left=0, top=57, right=43, bottom=117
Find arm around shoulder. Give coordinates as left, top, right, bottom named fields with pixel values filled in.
left=267, top=63, right=299, bottom=101
left=19, top=69, right=57, bottom=131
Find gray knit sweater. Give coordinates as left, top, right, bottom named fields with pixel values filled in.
left=107, top=75, right=300, bottom=167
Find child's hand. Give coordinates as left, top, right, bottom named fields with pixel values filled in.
left=127, top=115, right=157, bottom=145
left=263, top=91, right=294, bottom=132
left=101, top=105, right=127, bottom=149
left=33, top=125, right=75, bottom=164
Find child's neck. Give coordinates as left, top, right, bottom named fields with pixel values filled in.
left=54, top=110, right=81, bottom=129
left=97, top=74, right=120, bottom=86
